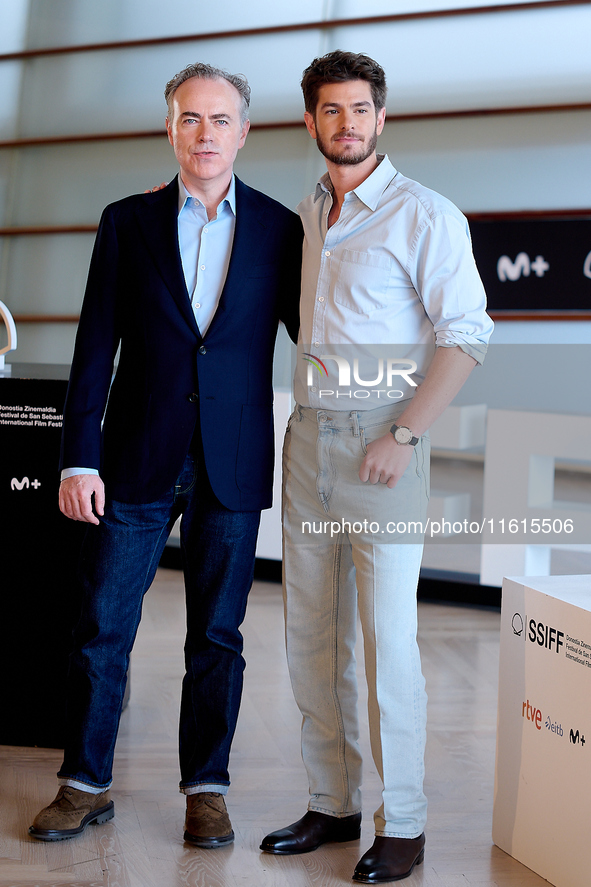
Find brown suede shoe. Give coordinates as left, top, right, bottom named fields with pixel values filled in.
left=184, top=792, right=234, bottom=848
left=29, top=786, right=114, bottom=841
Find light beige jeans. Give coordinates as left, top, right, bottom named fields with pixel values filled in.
left=282, top=403, right=429, bottom=838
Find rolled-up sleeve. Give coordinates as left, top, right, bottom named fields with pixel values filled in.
left=411, top=212, right=493, bottom=364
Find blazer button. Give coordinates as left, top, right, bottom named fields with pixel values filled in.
left=198, top=345, right=207, bottom=355
left=188, top=393, right=199, bottom=403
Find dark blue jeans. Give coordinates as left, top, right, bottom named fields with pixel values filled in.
left=58, top=452, right=260, bottom=793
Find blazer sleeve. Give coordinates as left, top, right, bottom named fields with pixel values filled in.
left=277, top=212, right=303, bottom=345
left=60, top=204, right=123, bottom=472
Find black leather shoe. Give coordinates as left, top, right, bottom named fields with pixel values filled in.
left=352, top=834, right=425, bottom=882
left=260, top=810, right=362, bottom=855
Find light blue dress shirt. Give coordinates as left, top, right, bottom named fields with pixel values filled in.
left=294, top=154, right=494, bottom=410
left=177, top=174, right=236, bottom=336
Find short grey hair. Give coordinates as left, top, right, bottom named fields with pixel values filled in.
left=165, top=63, right=251, bottom=125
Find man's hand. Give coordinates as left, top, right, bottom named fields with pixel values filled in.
left=358, top=347, right=478, bottom=489
left=359, top=433, right=414, bottom=489
left=144, top=182, right=168, bottom=193
left=59, top=474, right=105, bottom=525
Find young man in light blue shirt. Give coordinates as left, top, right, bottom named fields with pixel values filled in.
left=261, top=50, right=492, bottom=883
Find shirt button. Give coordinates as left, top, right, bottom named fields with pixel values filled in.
left=318, top=297, right=325, bottom=302
left=311, top=387, right=317, bottom=392
left=199, top=345, right=207, bottom=355
left=318, top=412, right=327, bottom=421
left=203, top=227, right=208, bottom=233
left=188, top=393, right=199, bottom=403
left=194, top=303, right=201, bottom=309
left=200, top=264, right=206, bottom=271
left=324, top=250, right=331, bottom=257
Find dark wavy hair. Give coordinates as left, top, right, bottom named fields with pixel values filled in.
left=301, top=50, right=387, bottom=116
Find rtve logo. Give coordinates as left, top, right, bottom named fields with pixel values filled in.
left=522, top=699, right=542, bottom=730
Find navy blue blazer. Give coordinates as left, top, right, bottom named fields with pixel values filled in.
left=61, top=176, right=302, bottom=511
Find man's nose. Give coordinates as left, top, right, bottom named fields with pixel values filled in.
left=196, top=122, right=213, bottom=140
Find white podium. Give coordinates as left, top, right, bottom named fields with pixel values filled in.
left=494, top=574, right=591, bottom=887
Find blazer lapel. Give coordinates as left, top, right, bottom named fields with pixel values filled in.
left=205, top=177, right=267, bottom=337
left=135, top=177, right=201, bottom=338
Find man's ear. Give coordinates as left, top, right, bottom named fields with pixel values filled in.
left=238, top=118, right=250, bottom=150
left=166, top=117, right=173, bottom=146
left=304, top=111, right=317, bottom=140
left=376, top=106, right=386, bottom=137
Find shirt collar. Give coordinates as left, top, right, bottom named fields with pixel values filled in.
left=314, top=154, right=397, bottom=212
left=177, top=173, right=237, bottom=217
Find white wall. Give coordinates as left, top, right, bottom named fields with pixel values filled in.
left=1, top=0, right=591, bottom=367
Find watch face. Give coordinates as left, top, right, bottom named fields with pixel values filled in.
left=394, top=425, right=413, bottom=445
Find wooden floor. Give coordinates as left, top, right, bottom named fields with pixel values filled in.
left=0, top=569, right=550, bottom=887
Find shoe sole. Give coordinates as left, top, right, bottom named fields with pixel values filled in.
left=28, top=801, right=115, bottom=842
left=184, top=829, right=235, bottom=848
left=260, top=829, right=362, bottom=855
left=352, top=847, right=425, bottom=882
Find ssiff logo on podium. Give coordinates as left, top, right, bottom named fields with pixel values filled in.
left=494, top=575, right=591, bottom=887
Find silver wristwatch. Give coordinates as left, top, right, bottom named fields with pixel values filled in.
left=390, top=423, right=419, bottom=446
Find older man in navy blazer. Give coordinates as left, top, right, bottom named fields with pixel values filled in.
left=29, top=63, right=302, bottom=847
